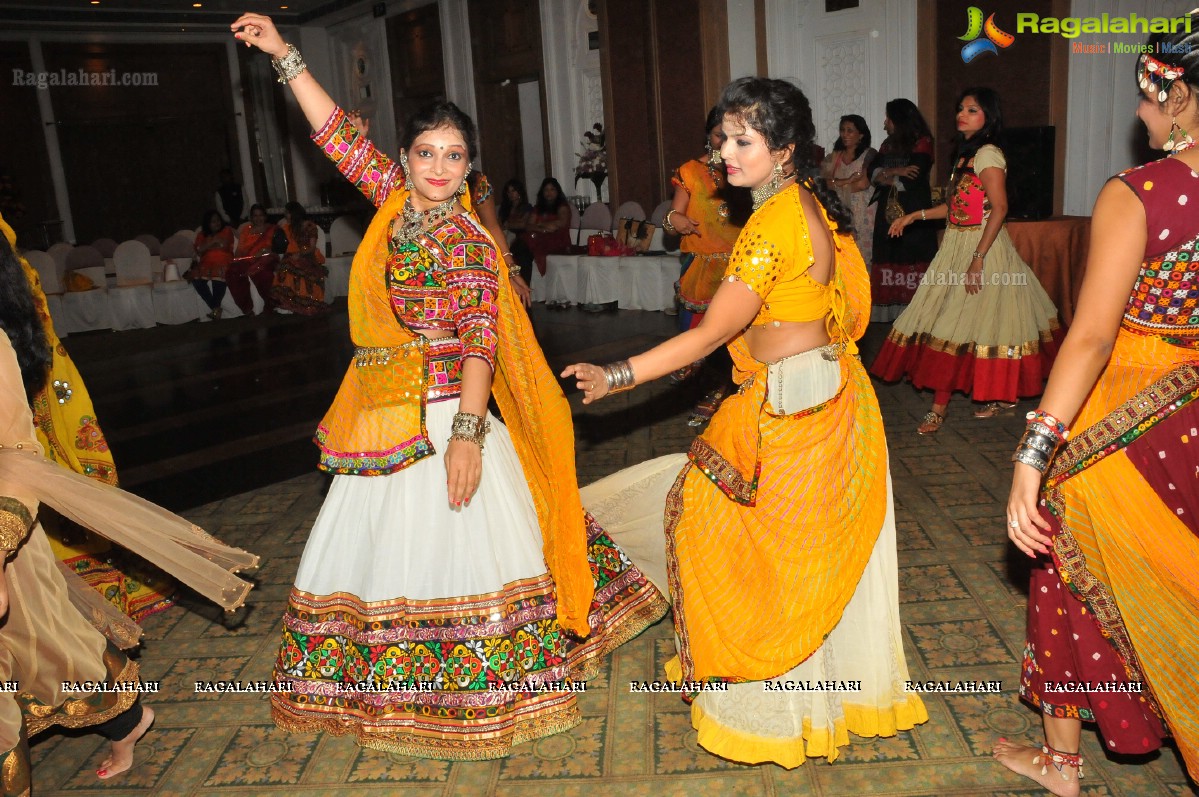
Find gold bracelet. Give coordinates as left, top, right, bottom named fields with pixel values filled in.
left=662, top=210, right=678, bottom=234
left=271, top=43, right=308, bottom=84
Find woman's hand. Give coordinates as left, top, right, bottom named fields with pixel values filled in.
left=560, top=363, right=610, bottom=405
left=671, top=213, right=701, bottom=236
left=888, top=213, right=916, bottom=237
left=891, top=165, right=920, bottom=181
left=964, top=261, right=984, bottom=295
left=1006, top=463, right=1053, bottom=557
left=444, top=438, right=482, bottom=507
left=347, top=110, right=370, bottom=136
left=231, top=13, right=289, bottom=57
left=509, top=272, right=532, bottom=307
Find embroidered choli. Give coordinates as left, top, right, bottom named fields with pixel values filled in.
left=947, top=144, right=1004, bottom=228
left=726, top=183, right=854, bottom=351
left=1118, top=157, right=1199, bottom=345
left=313, top=107, right=499, bottom=370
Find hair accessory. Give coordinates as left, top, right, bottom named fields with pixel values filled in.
left=449, top=411, right=491, bottom=450
left=1138, top=52, right=1184, bottom=103
left=601, top=360, right=636, bottom=395
left=271, top=43, right=307, bottom=83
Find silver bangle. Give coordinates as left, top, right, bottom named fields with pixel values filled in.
left=272, top=43, right=308, bottom=84
left=601, top=360, right=636, bottom=395
left=1012, top=446, right=1051, bottom=473
left=449, top=411, right=490, bottom=450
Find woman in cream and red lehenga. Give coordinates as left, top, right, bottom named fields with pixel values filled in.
left=999, top=25, right=1199, bottom=795
left=233, top=14, right=666, bottom=760
left=565, top=77, right=926, bottom=768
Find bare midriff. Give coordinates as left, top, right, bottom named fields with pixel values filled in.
left=744, top=317, right=831, bottom=364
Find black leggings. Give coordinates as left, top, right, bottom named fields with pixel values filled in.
left=192, top=279, right=227, bottom=310
left=96, top=700, right=144, bottom=741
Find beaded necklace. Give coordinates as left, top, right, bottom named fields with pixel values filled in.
left=391, top=196, right=459, bottom=248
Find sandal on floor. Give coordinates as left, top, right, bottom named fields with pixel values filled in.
left=973, top=401, right=1017, bottom=418
left=916, top=411, right=945, bottom=435
left=687, top=388, right=727, bottom=427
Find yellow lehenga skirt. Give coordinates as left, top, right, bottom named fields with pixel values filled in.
left=582, top=341, right=927, bottom=767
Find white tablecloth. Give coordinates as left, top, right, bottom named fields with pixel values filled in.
left=533, top=254, right=680, bottom=311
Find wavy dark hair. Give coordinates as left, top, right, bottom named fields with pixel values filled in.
left=401, top=100, right=479, bottom=163
left=1141, top=11, right=1199, bottom=100
left=284, top=201, right=307, bottom=226
left=832, top=114, right=872, bottom=159
left=704, top=105, right=723, bottom=137
left=0, top=235, right=51, bottom=401
left=716, top=76, right=854, bottom=231
left=533, top=177, right=568, bottom=215
left=200, top=209, right=227, bottom=235
left=498, top=179, right=529, bottom=224
left=883, top=98, right=933, bottom=155
left=952, top=87, right=1004, bottom=162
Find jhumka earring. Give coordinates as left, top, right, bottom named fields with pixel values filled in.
left=706, top=143, right=722, bottom=166
left=458, top=163, right=472, bottom=196
left=399, top=151, right=409, bottom=171
left=1164, top=117, right=1196, bottom=153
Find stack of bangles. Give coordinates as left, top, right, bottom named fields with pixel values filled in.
left=661, top=210, right=678, bottom=234
left=601, top=359, right=636, bottom=395
left=1011, top=409, right=1069, bottom=473
left=450, top=411, right=491, bottom=451
left=501, top=252, right=519, bottom=279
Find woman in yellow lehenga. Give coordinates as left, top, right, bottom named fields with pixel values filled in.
left=999, top=21, right=1199, bottom=794
left=665, top=107, right=749, bottom=425
left=565, top=77, right=926, bottom=767
left=0, top=213, right=175, bottom=622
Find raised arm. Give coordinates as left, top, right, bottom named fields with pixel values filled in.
left=232, top=14, right=403, bottom=207
left=232, top=14, right=335, bottom=132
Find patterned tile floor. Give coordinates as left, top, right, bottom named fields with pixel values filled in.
left=32, top=316, right=1194, bottom=797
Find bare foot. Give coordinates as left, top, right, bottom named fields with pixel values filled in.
left=96, top=705, right=155, bottom=780
left=992, top=739, right=1080, bottom=797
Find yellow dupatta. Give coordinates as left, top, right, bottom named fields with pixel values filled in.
left=317, top=186, right=594, bottom=636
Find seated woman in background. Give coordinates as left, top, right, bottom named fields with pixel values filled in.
left=513, top=177, right=572, bottom=283
left=227, top=203, right=280, bottom=315
left=190, top=210, right=234, bottom=320
left=271, top=201, right=327, bottom=315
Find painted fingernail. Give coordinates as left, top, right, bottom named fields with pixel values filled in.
left=97, top=769, right=107, bottom=777
left=998, top=737, right=1007, bottom=742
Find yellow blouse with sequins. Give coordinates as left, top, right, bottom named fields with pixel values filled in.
left=724, top=183, right=854, bottom=350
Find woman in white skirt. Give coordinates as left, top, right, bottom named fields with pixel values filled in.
left=871, top=87, right=1062, bottom=435
left=233, top=14, right=667, bottom=760
left=564, top=77, right=927, bottom=768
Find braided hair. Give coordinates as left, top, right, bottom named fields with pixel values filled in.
left=716, top=76, right=855, bottom=231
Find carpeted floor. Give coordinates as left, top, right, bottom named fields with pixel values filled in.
left=30, top=309, right=1194, bottom=797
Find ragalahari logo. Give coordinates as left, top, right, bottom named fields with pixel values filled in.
left=959, top=7, right=1016, bottom=63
